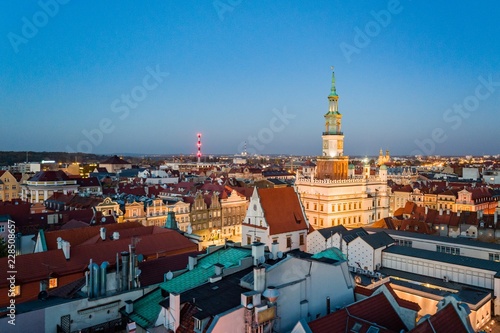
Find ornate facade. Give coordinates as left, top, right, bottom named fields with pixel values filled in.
left=296, top=70, right=390, bottom=228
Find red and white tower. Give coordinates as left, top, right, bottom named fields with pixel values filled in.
left=197, top=133, right=202, bottom=163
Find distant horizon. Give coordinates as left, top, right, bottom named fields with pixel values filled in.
left=1, top=149, right=499, bottom=160
left=1, top=2, right=499, bottom=156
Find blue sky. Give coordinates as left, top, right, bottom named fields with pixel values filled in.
left=1, top=1, right=499, bottom=157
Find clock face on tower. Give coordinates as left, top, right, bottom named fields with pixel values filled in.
left=323, top=141, right=328, bottom=149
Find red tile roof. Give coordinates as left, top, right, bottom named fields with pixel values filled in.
left=43, top=221, right=144, bottom=250
left=308, top=292, right=408, bottom=333
left=257, top=187, right=309, bottom=235
left=29, top=170, right=71, bottom=181
left=409, top=303, right=469, bottom=333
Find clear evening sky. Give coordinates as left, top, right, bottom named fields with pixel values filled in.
left=1, top=1, right=499, bottom=157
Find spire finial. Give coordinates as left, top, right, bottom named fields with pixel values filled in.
left=329, top=66, right=338, bottom=97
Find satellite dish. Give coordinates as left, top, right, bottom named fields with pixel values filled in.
left=101, top=217, right=106, bottom=223
left=268, top=253, right=274, bottom=260
left=38, top=290, right=49, bottom=300
left=135, top=269, right=142, bottom=277
left=166, top=271, right=174, bottom=280
left=259, top=256, right=266, bottom=264
left=137, top=254, right=144, bottom=262
left=277, top=251, right=284, bottom=259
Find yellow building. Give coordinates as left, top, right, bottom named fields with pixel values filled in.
left=0, top=170, right=20, bottom=201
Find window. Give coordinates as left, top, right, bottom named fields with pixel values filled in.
left=314, top=203, right=317, bottom=211
left=489, top=253, right=500, bottom=262
left=194, top=318, right=202, bottom=330
left=247, top=236, right=252, bottom=245
left=299, top=234, right=305, bottom=246
left=331, top=205, right=335, bottom=212
left=12, top=285, right=20, bottom=296
left=0, top=225, right=4, bottom=233
left=396, top=239, right=412, bottom=247
left=437, top=245, right=460, bottom=255
left=49, top=278, right=58, bottom=289
left=306, top=202, right=309, bottom=209
left=320, top=204, right=324, bottom=212
left=286, top=236, right=292, bottom=248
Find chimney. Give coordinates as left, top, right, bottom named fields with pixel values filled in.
left=252, top=242, right=265, bottom=266
left=100, top=261, right=109, bottom=296
left=129, top=244, right=136, bottom=289
left=125, top=300, right=134, bottom=314
left=188, top=256, right=198, bottom=270
left=214, top=263, right=223, bottom=276
left=326, top=296, right=331, bottom=314
left=271, top=241, right=279, bottom=259
left=57, top=237, right=63, bottom=249
left=168, top=292, right=181, bottom=332
left=253, top=266, right=266, bottom=292
left=62, top=240, right=70, bottom=260
left=121, top=252, right=130, bottom=291
left=100, top=227, right=106, bottom=241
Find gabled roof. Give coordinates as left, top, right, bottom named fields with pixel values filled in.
left=257, top=187, right=309, bottom=235
left=409, top=303, right=470, bottom=333
left=360, top=232, right=394, bottom=249
left=317, top=225, right=348, bottom=239
left=100, top=155, right=131, bottom=165
left=308, top=292, right=408, bottom=333
left=354, top=283, right=421, bottom=312
left=342, top=228, right=368, bottom=243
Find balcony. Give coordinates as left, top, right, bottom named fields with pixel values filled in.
left=322, top=132, right=343, bottom=136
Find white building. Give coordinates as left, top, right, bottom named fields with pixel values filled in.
left=296, top=70, right=390, bottom=229
left=241, top=187, right=310, bottom=253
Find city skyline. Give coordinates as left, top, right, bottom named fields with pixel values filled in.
left=1, top=1, right=500, bottom=156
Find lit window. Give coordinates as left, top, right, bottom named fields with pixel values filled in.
left=49, top=278, right=58, bottom=289
left=13, top=285, right=21, bottom=296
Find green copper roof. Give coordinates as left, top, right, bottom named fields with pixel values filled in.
left=311, top=247, right=346, bottom=261
left=39, top=229, right=47, bottom=252
left=329, top=70, right=338, bottom=97
left=128, top=246, right=252, bottom=328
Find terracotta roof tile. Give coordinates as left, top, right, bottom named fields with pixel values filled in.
left=43, top=221, right=144, bottom=250
left=409, top=303, right=469, bottom=333
left=257, top=187, right=309, bottom=235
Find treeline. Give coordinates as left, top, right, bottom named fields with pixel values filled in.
left=0, top=151, right=109, bottom=167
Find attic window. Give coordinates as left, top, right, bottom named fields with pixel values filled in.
left=351, top=322, right=363, bottom=333
left=294, top=212, right=302, bottom=224
left=366, top=326, right=380, bottom=333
